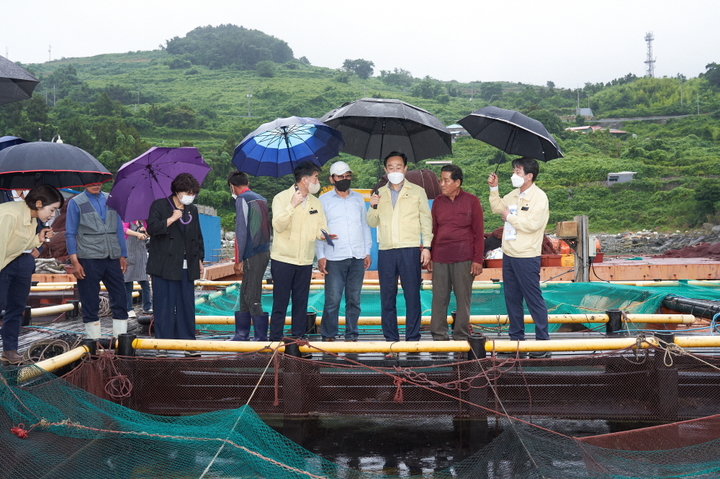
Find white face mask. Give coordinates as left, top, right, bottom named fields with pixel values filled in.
left=179, top=194, right=195, bottom=205
left=307, top=180, right=321, bottom=195
left=387, top=172, right=405, bottom=185
left=231, top=193, right=238, bottom=200
left=511, top=174, right=526, bottom=188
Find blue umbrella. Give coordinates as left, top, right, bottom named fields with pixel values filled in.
left=0, top=136, right=27, bottom=152
left=232, top=116, right=344, bottom=177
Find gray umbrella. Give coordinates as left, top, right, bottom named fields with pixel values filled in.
left=0, top=55, right=39, bottom=105
left=320, top=98, right=452, bottom=163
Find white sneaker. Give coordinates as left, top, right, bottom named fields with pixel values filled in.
left=127, top=310, right=137, bottom=318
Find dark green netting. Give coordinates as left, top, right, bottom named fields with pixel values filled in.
left=4, top=366, right=720, bottom=478
left=196, top=282, right=720, bottom=336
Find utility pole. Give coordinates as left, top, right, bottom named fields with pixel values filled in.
left=48, top=44, right=52, bottom=62
left=246, top=94, right=252, bottom=117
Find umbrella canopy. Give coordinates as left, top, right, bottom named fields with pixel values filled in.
left=458, top=106, right=563, bottom=162
left=372, top=168, right=442, bottom=199
left=107, top=147, right=211, bottom=222
left=0, top=55, right=40, bottom=105
left=320, top=98, right=452, bottom=163
left=0, top=135, right=27, bottom=152
left=232, top=116, right=344, bottom=178
left=0, top=141, right=112, bottom=190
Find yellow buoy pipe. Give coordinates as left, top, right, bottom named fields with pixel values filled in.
left=194, top=313, right=696, bottom=326
left=17, top=345, right=90, bottom=382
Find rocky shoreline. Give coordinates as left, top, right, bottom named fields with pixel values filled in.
left=595, top=228, right=720, bottom=257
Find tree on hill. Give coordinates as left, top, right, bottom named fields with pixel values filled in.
left=703, top=63, right=720, bottom=89
left=342, top=59, right=375, bottom=79
left=165, top=24, right=293, bottom=70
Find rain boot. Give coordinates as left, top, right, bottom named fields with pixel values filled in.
left=113, top=319, right=128, bottom=336
left=85, top=321, right=101, bottom=340
left=252, top=313, right=269, bottom=341
left=231, top=311, right=251, bottom=341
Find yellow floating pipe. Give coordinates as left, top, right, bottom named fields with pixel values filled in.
left=17, top=345, right=90, bottom=382
left=675, top=336, right=720, bottom=348
left=195, top=313, right=696, bottom=326
left=131, top=337, right=667, bottom=354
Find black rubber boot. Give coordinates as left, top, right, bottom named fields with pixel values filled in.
left=252, top=312, right=269, bottom=341
left=231, top=311, right=251, bottom=341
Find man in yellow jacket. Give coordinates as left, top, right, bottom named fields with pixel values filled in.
left=488, top=157, right=551, bottom=358
left=269, top=161, right=333, bottom=341
left=368, top=152, right=432, bottom=350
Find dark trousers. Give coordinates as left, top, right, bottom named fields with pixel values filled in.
left=430, top=260, right=474, bottom=341
left=151, top=271, right=196, bottom=340
left=125, top=280, right=152, bottom=311
left=378, top=247, right=422, bottom=342
left=321, top=257, right=365, bottom=340
left=239, top=250, right=270, bottom=316
left=76, top=257, right=128, bottom=323
left=502, top=255, right=550, bottom=341
left=0, top=254, right=35, bottom=351
left=269, top=259, right=312, bottom=340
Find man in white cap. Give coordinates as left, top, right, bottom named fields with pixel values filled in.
left=316, top=160, right=372, bottom=341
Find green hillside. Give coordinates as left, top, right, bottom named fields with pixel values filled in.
left=2, top=25, right=719, bottom=233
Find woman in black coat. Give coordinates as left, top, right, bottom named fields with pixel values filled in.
left=146, top=173, right=204, bottom=348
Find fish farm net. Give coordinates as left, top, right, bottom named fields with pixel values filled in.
left=4, top=344, right=720, bottom=478
left=195, top=281, right=720, bottom=337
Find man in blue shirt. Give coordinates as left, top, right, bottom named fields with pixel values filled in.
left=316, top=161, right=372, bottom=341
left=66, top=182, right=128, bottom=340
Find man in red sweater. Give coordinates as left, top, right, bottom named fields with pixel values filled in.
left=429, top=165, right=484, bottom=341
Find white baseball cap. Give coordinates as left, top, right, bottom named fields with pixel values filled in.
left=329, top=161, right=352, bottom=176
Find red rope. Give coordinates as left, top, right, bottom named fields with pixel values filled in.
left=393, top=376, right=405, bottom=403
left=11, top=424, right=29, bottom=439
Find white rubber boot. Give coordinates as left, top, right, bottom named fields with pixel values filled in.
left=85, top=321, right=102, bottom=339
left=113, top=319, right=128, bottom=336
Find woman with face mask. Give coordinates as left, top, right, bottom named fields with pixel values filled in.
left=0, top=184, right=63, bottom=365
left=146, top=173, right=205, bottom=356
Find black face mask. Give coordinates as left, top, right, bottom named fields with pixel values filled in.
left=335, top=179, right=352, bottom=192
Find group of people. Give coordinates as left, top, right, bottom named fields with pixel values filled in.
left=0, top=173, right=205, bottom=364
left=230, top=153, right=551, bottom=359
left=0, top=153, right=550, bottom=365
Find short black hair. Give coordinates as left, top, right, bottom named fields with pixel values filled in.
left=25, top=184, right=64, bottom=210
left=511, top=157, right=539, bottom=182
left=227, top=170, right=249, bottom=187
left=293, top=161, right=321, bottom=183
left=171, top=173, right=201, bottom=195
left=383, top=151, right=407, bottom=167
left=441, top=164, right=463, bottom=185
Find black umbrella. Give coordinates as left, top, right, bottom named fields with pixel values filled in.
left=0, top=141, right=112, bottom=190
left=0, top=55, right=39, bottom=106
left=458, top=106, right=563, bottom=162
left=320, top=98, right=452, bottom=163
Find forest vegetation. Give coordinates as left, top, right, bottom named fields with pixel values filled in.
left=1, top=24, right=719, bottom=234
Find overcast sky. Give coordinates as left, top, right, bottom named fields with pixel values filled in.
left=3, top=0, right=718, bottom=89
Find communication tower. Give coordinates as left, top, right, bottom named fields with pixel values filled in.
left=644, top=32, right=655, bottom=77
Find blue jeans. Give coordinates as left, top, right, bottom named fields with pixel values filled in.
left=0, top=253, right=35, bottom=351
left=502, top=255, right=549, bottom=341
left=378, top=247, right=422, bottom=342
left=321, top=258, right=365, bottom=340
left=125, top=280, right=152, bottom=311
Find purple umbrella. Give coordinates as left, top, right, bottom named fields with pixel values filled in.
left=107, top=147, right=211, bottom=222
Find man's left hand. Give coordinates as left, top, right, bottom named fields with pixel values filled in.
left=234, top=262, right=244, bottom=275
left=420, top=249, right=431, bottom=268
left=363, top=255, right=372, bottom=270
left=119, top=257, right=128, bottom=274
left=471, top=262, right=483, bottom=276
